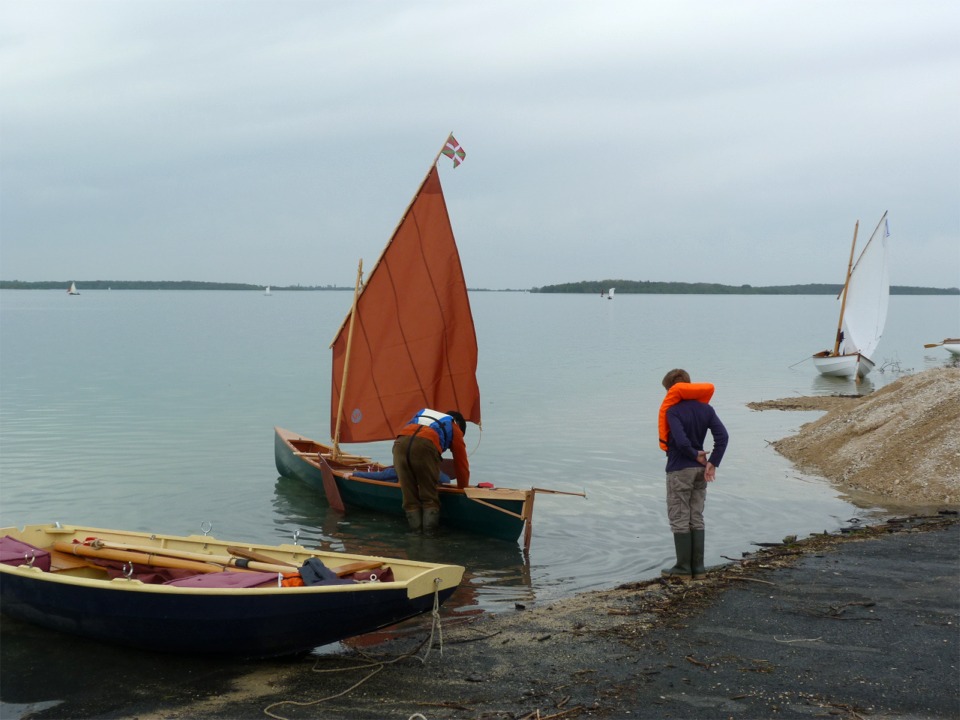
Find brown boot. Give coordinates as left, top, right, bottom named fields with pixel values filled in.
left=405, top=510, right=422, bottom=534
left=422, top=508, right=441, bottom=537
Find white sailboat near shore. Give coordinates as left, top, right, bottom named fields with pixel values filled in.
left=67, top=282, right=80, bottom=295
left=812, top=212, right=890, bottom=380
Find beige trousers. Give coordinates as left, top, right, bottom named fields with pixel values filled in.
left=665, top=466, right=707, bottom=533
left=393, top=435, right=441, bottom=512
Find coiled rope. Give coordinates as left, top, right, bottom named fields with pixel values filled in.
left=263, top=578, right=446, bottom=720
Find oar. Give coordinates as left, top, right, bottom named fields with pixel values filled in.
left=328, top=560, right=385, bottom=577
left=227, top=546, right=296, bottom=568
left=53, top=541, right=229, bottom=574
left=924, top=342, right=944, bottom=348
left=76, top=539, right=294, bottom=574
left=320, top=465, right=347, bottom=513
left=80, top=538, right=384, bottom=578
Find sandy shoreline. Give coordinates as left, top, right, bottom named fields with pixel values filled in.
left=748, top=366, right=960, bottom=506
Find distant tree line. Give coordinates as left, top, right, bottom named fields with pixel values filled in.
left=0, top=281, right=351, bottom=291
left=530, top=280, right=959, bottom=295
left=3, top=279, right=956, bottom=295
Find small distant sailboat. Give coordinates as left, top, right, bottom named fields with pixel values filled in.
left=607, top=287, right=615, bottom=300
left=67, top=282, right=80, bottom=295
left=264, top=285, right=272, bottom=296
left=812, top=212, right=890, bottom=380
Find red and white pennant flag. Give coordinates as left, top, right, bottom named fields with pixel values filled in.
left=441, top=133, right=466, bottom=168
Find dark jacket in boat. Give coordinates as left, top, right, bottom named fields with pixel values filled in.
left=665, top=400, right=728, bottom=473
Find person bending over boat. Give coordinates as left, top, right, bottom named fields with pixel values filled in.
left=660, top=369, right=728, bottom=580
left=393, top=409, right=471, bottom=537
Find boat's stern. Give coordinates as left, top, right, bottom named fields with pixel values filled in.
left=401, top=563, right=465, bottom=602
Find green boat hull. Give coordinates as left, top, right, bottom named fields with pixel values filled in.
left=274, top=427, right=526, bottom=543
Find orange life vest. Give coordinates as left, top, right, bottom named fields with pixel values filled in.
left=658, top=382, right=715, bottom=451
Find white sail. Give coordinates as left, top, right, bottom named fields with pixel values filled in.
left=838, top=212, right=890, bottom=360
left=608, top=287, right=615, bottom=299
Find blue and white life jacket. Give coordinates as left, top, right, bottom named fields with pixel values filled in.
left=409, top=409, right=455, bottom=451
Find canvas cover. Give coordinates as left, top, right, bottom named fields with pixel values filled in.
left=0, top=536, right=51, bottom=571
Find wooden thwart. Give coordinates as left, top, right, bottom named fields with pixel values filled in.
left=48, top=549, right=108, bottom=574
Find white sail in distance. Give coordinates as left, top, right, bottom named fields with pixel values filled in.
left=839, top=212, right=890, bottom=360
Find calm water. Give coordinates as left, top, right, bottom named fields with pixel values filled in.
left=1, top=290, right=957, bottom=617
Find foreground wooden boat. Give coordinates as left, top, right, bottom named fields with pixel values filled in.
left=275, top=427, right=535, bottom=544
left=813, top=212, right=890, bottom=380
left=0, top=522, right=464, bottom=657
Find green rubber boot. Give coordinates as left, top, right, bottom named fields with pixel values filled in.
left=405, top=510, right=422, bottom=534
left=691, top=528, right=706, bottom=578
left=662, top=533, right=692, bottom=579
left=422, top=508, right=441, bottom=538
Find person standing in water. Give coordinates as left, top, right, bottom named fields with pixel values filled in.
left=393, top=408, right=470, bottom=537
left=659, top=369, right=728, bottom=579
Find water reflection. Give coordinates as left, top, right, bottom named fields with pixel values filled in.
left=0, top=613, right=270, bottom=719
left=809, top=373, right=878, bottom=396
left=271, top=476, right=534, bottom=614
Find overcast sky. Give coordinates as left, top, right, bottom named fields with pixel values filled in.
left=2, top=1, right=958, bottom=290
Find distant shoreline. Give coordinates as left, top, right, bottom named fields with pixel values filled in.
left=2, top=279, right=958, bottom=295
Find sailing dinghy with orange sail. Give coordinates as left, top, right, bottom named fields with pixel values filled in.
left=275, top=136, right=581, bottom=548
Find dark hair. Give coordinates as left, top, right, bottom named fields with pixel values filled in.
left=445, top=410, right=467, bottom=435
left=662, top=368, right=691, bottom=390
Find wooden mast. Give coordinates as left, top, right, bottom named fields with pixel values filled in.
left=332, top=259, right=364, bottom=459
left=831, top=220, right=859, bottom=356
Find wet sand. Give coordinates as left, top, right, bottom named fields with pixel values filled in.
left=10, top=513, right=957, bottom=720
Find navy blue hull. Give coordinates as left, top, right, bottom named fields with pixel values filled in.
left=0, top=573, right=454, bottom=657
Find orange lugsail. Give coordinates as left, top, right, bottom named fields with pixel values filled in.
left=330, top=164, right=481, bottom=445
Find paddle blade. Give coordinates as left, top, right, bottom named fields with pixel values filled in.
left=320, top=464, right=346, bottom=513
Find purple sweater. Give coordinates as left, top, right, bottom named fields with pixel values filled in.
left=665, top=399, right=729, bottom=473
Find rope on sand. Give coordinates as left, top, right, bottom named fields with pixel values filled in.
left=263, top=580, right=446, bottom=720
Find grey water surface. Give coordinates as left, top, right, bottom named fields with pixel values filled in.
left=1, top=290, right=957, bottom=616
